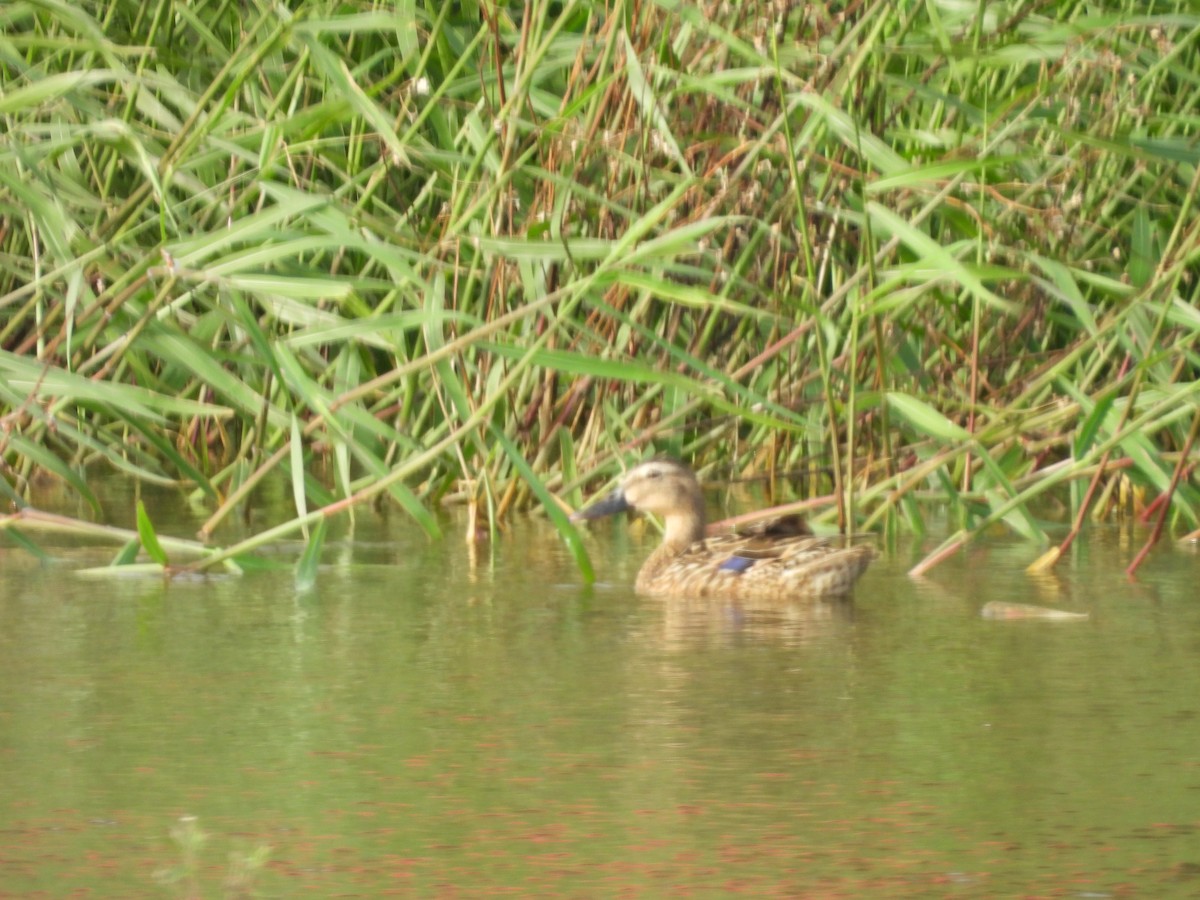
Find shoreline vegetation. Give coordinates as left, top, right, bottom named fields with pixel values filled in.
left=1, top=1, right=1198, bottom=581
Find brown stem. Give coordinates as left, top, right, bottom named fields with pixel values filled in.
left=1126, top=406, right=1200, bottom=579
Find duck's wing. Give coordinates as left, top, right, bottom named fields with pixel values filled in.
left=652, top=532, right=875, bottom=599
left=688, top=532, right=829, bottom=568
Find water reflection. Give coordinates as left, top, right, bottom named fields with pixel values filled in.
left=2, top=487, right=1199, bottom=896
left=646, top=593, right=856, bottom=650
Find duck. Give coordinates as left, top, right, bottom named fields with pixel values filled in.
left=572, top=459, right=874, bottom=600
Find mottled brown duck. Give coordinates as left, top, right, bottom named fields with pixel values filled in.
left=573, top=459, right=874, bottom=600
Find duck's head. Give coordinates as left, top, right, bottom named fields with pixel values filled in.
left=572, top=459, right=706, bottom=545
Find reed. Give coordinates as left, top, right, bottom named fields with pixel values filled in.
left=1, top=0, right=1197, bottom=577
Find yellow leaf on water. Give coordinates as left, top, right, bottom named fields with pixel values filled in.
left=1025, top=546, right=1061, bottom=574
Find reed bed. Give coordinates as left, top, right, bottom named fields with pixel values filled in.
left=1, top=0, right=1198, bottom=577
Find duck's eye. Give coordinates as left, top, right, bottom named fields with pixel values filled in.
left=646, top=469, right=662, bottom=479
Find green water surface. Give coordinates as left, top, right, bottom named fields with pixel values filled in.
left=1, top=488, right=1199, bottom=897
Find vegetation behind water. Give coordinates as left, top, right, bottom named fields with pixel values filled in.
left=1, top=0, right=1198, bottom=575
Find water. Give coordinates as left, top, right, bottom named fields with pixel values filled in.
left=2, top=487, right=1199, bottom=897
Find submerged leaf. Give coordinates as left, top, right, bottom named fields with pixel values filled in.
left=490, top=425, right=594, bottom=584
left=0, top=527, right=50, bottom=561
left=294, top=518, right=326, bottom=591
left=111, top=539, right=141, bottom=566
left=981, top=601, right=1088, bottom=621
left=1025, top=546, right=1061, bottom=574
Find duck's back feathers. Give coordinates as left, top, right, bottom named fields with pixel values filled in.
left=636, top=532, right=875, bottom=600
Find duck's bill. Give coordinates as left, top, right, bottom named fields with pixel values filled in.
left=570, top=490, right=630, bottom=521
